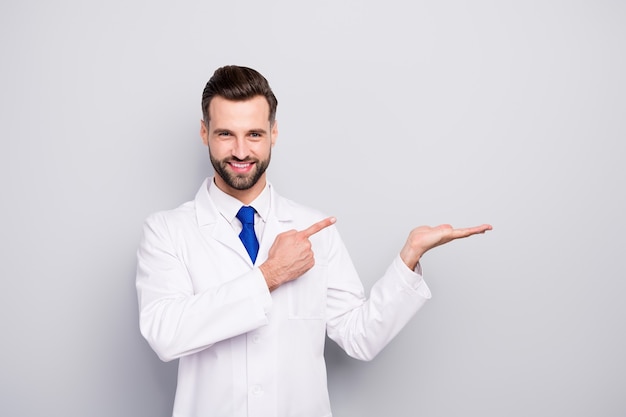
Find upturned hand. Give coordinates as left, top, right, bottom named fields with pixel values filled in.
left=399, top=224, right=493, bottom=270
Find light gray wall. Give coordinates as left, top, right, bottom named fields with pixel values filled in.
left=1, top=1, right=624, bottom=416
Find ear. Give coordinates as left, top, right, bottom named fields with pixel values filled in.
left=270, top=120, right=278, bottom=147
left=200, top=120, right=209, bottom=146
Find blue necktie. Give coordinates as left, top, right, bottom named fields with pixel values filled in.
left=236, top=206, right=259, bottom=263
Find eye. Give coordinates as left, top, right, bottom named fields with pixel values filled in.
left=217, top=131, right=231, bottom=137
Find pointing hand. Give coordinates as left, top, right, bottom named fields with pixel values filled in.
left=260, top=217, right=336, bottom=291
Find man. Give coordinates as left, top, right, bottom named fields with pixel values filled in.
left=136, top=65, right=492, bottom=417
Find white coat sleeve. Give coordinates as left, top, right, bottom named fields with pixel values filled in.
left=324, top=227, right=431, bottom=361
left=136, top=213, right=272, bottom=362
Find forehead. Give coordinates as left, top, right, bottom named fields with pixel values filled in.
left=208, top=95, right=270, bottom=127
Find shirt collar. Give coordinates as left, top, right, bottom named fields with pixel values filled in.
left=207, top=177, right=271, bottom=224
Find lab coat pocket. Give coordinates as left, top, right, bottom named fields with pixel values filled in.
left=288, top=263, right=327, bottom=320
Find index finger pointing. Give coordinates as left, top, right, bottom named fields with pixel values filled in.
left=301, top=216, right=337, bottom=238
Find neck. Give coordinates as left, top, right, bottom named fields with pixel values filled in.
left=213, top=175, right=266, bottom=205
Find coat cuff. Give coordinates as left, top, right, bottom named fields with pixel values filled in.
left=250, top=267, right=273, bottom=313
left=392, top=255, right=432, bottom=299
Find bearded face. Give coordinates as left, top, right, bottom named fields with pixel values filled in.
left=209, top=150, right=271, bottom=191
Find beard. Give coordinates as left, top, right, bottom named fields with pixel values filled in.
left=209, top=150, right=271, bottom=191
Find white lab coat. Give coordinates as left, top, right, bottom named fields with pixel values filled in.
left=136, top=178, right=431, bottom=417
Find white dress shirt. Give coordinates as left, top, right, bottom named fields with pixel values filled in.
left=208, top=178, right=271, bottom=242
left=136, top=178, right=431, bottom=417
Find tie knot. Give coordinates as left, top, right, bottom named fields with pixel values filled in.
left=236, top=206, right=256, bottom=225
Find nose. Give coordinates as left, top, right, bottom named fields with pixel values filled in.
left=232, top=137, right=250, bottom=160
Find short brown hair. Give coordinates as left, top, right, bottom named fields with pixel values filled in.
left=201, top=65, right=278, bottom=125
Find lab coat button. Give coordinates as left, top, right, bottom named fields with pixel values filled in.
left=252, top=335, right=261, bottom=344
left=251, top=385, right=263, bottom=396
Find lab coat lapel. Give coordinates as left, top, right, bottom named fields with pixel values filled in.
left=209, top=220, right=251, bottom=263
left=194, top=179, right=253, bottom=265
left=257, top=186, right=295, bottom=263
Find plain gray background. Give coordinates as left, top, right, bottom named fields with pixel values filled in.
left=1, top=0, right=624, bottom=416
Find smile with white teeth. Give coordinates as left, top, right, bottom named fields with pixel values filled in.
left=231, top=162, right=252, bottom=169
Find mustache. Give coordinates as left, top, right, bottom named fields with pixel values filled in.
left=227, top=156, right=257, bottom=163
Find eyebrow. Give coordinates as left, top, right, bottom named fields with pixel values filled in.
left=212, top=128, right=268, bottom=135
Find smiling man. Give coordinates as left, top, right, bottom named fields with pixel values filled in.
left=136, top=65, right=492, bottom=417
left=202, top=94, right=275, bottom=201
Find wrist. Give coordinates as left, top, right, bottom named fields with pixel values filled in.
left=259, top=261, right=280, bottom=292
left=400, top=247, right=423, bottom=271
